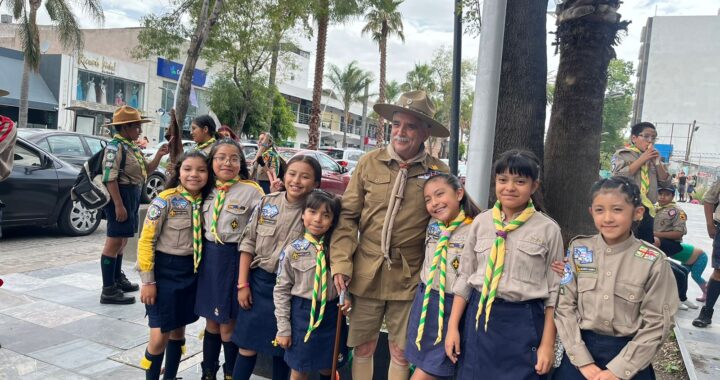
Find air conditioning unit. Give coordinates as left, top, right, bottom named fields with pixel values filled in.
left=1, top=14, right=13, bottom=24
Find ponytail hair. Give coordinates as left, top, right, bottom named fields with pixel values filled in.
left=193, top=115, right=221, bottom=139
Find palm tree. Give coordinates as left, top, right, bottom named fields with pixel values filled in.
left=544, top=0, right=628, bottom=242
left=326, top=61, right=373, bottom=148
left=401, top=63, right=437, bottom=93
left=362, top=0, right=404, bottom=146
left=307, top=0, right=364, bottom=150
left=384, top=79, right=401, bottom=103
left=9, top=0, right=104, bottom=129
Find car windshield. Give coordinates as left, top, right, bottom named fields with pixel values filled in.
left=321, top=149, right=343, bottom=160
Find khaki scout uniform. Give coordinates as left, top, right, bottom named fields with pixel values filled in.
left=705, top=179, right=720, bottom=224
left=101, top=140, right=147, bottom=185
left=420, top=220, right=473, bottom=293
left=202, top=181, right=264, bottom=243
left=330, top=146, right=448, bottom=348
left=653, top=203, right=687, bottom=236
left=274, top=238, right=341, bottom=337
left=451, top=209, right=564, bottom=306
left=239, top=192, right=305, bottom=272
left=136, top=187, right=195, bottom=283
left=611, top=148, right=671, bottom=204
left=555, top=234, right=679, bottom=379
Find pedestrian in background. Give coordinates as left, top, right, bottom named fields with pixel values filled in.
left=218, top=125, right=239, bottom=141
left=192, top=115, right=220, bottom=155
left=251, top=132, right=286, bottom=194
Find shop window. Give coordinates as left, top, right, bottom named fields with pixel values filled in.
left=77, top=70, right=144, bottom=109
left=160, top=81, right=209, bottom=130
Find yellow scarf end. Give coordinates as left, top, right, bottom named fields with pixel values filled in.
left=212, top=231, right=224, bottom=245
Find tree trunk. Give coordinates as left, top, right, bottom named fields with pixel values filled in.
left=308, top=0, right=329, bottom=150
left=375, top=24, right=388, bottom=147
left=266, top=31, right=281, bottom=128
left=544, top=1, right=625, bottom=242
left=19, top=3, right=41, bottom=129
left=19, top=61, right=31, bottom=129
left=342, top=108, right=350, bottom=148
left=174, top=0, right=224, bottom=146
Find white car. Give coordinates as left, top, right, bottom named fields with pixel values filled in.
left=142, top=139, right=197, bottom=158
left=319, top=147, right=365, bottom=169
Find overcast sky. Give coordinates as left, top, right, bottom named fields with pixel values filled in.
left=29, top=0, right=720, bottom=88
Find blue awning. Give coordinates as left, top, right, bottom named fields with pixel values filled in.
left=0, top=55, right=58, bottom=112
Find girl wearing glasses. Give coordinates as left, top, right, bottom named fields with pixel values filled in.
left=196, top=139, right=265, bottom=379
left=611, top=122, right=672, bottom=243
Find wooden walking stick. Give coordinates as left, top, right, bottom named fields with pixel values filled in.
left=164, top=108, right=183, bottom=177
left=331, top=291, right=345, bottom=380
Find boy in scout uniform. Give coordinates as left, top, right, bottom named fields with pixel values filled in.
left=100, top=106, right=168, bottom=304
left=694, top=178, right=720, bottom=327
left=330, top=90, right=449, bottom=380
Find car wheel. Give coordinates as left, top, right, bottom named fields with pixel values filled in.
left=57, top=200, right=101, bottom=236
left=142, top=174, right=165, bottom=203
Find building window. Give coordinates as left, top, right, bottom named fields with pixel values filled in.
left=76, top=70, right=144, bottom=108
left=160, top=81, right=209, bottom=131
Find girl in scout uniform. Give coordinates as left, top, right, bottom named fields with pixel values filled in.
left=192, top=115, right=220, bottom=155
left=405, top=173, right=481, bottom=380
left=674, top=243, right=709, bottom=302
left=554, top=176, right=679, bottom=380
left=196, top=140, right=264, bottom=379
left=136, top=151, right=212, bottom=380
left=232, top=155, right=323, bottom=380
left=445, top=150, right=564, bottom=380
left=274, top=190, right=351, bottom=379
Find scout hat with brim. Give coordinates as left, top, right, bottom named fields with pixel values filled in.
left=0, top=89, right=9, bottom=97
left=373, top=90, right=449, bottom=138
left=103, top=105, right=152, bottom=127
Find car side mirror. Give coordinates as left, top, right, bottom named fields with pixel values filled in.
left=340, top=166, right=348, bottom=174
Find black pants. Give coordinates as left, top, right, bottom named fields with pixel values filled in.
left=635, top=207, right=654, bottom=243
left=670, top=261, right=689, bottom=302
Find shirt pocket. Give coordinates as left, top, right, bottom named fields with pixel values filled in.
left=473, top=238, right=494, bottom=274
left=290, top=256, right=317, bottom=294
left=166, top=218, right=193, bottom=248
left=614, top=282, right=644, bottom=327
left=255, top=224, right=277, bottom=257
left=222, top=204, right=250, bottom=234
left=577, top=277, right=598, bottom=320
left=511, top=240, right=548, bottom=284
left=365, top=174, right=391, bottom=202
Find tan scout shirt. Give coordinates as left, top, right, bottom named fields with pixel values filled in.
left=238, top=191, right=305, bottom=273
left=611, top=148, right=672, bottom=204
left=653, top=203, right=687, bottom=235
left=420, top=220, right=472, bottom=293
left=452, top=210, right=564, bottom=307
left=202, top=181, right=264, bottom=243
left=274, top=237, right=341, bottom=337
left=330, top=147, right=449, bottom=300
left=554, top=234, right=678, bottom=379
left=101, top=141, right=147, bottom=185
left=136, top=187, right=197, bottom=283
left=704, top=179, right=720, bottom=223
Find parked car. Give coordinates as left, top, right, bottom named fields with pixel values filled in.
left=241, top=142, right=258, bottom=163
left=17, top=128, right=109, bottom=166
left=277, top=148, right=351, bottom=195
left=0, top=136, right=102, bottom=236
left=142, top=139, right=196, bottom=159
left=319, top=146, right=364, bottom=169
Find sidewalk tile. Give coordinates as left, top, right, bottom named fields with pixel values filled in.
left=56, top=315, right=148, bottom=350
left=24, top=284, right=95, bottom=304
left=92, top=363, right=146, bottom=379
left=0, top=289, right=36, bottom=308
left=0, top=315, right=78, bottom=354
left=51, top=273, right=104, bottom=291
left=27, top=339, right=120, bottom=373
left=0, top=273, right=47, bottom=293
left=0, top=300, right=93, bottom=328
left=0, top=348, right=90, bottom=379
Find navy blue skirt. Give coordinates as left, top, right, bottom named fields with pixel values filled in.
left=146, top=252, right=199, bottom=333
left=554, top=330, right=655, bottom=379
left=457, top=290, right=546, bottom=380
left=195, top=241, right=239, bottom=323
left=405, top=283, right=457, bottom=377
left=104, top=184, right=141, bottom=238
left=232, top=268, right=284, bottom=357
left=285, top=296, right=349, bottom=372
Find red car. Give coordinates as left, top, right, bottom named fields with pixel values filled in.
left=277, top=148, right=351, bottom=195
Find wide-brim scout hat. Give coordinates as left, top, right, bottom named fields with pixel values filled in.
left=0, top=89, right=8, bottom=97
left=103, top=105, right=152, bottom=127
left=373, top=90, right=449, bottom=138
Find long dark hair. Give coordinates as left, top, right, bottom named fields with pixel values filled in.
left=424, top=173, right=483, bottom=218
left=193, top=115, right=220, bottom=139
left=304, top=189, right=342, bottom=265
left=590, top=176, right=642, bottom=208
left=165, top=151, right=214, bottom=199
left=285, top=154, right=322, bottom=188
left=493, top=149, right=545, bottom=212
left=208, top=138, right=249, bottom=180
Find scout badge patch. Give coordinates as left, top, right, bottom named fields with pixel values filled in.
left=573, top=246, right=593, bottom=265
left=560, top=263, right=574, bottom=285
left=427, top=222, right=441, bottom=239
left=634, top=245, right=659, bottom=262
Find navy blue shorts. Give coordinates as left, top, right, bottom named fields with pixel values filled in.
left=457, top=290, right=546, bottom=380
left=712, top=224, right=720, bottom=269
left=146, top=252, right=199, bottom=333
left=658, top=238, right=682, bottom=257
left=195, top=241, right=240, bottom=323
left=405, top=283, right=457, bottom=378
left=554, top=330, right=655, bottom=379
left=231, top=268, right=284, bottom=357
left=284, top=296, right=348, bottom=372
left=104, top=184, right=141, bottom=238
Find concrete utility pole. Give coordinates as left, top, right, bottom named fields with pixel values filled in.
left=449, top=0, right=463, bottom=175
left=685, top=120, right=698, bottom=162
left=466, top=0, right=507, bottom=205
left=360, top=81, right=369, bottom=151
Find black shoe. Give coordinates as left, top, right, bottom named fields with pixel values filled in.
left=201, top=361, right=219, bottom=380
left=116, top=270, right=140, bottom=292
left=100, top=285, right=136, bottom=304
left=692, top=306, right=713, bottom=328
left=222, top=362, right=233, bottom=380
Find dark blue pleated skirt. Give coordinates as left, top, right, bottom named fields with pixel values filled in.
left=146, top=252, right=198, bottom=333
left=284, top=296, right=348, bottom=372
left=554, top=330, right=655, bottom=380
left=405, top=283, right=457, bottom=377
left=457, top=289, right=546, bottom=380
left=231, top=268, right=284, bottom=357
left=195, top=241, right=239, bottom=323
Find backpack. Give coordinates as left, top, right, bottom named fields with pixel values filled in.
left=71, top=141, right=126, bottom=210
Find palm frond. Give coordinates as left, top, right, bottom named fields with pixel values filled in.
left=9, top=0, right=24, bottom=18
left=45, top=0, right=84, bottom=52
left=19, top=10, right=41, bottom=70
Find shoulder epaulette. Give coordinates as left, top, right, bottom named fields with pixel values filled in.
left=263, top=191, right=281, bottom=199
left=238, top=179, right=265, bottom=195
left=568, top=234, right=595, bottom=246
left=158, top=187, right=179, bottom=199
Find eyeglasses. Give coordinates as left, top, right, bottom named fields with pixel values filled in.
left=637, top=134, right=657, bottom=142
left=213, top=156, right=241, bottom=165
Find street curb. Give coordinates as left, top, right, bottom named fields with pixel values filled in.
left=674, top=325, right=698, bottom=380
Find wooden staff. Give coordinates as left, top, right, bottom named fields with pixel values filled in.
left=331, top=291, right=345, bottom=380
left=164, top=108, right=183, bottom=177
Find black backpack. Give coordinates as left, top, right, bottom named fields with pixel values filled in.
left=71, top=142, right=126, bottom=210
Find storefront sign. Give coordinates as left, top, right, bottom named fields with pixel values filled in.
left=79, top=54, right=116, bottom=75
left=156, top=58, right=207, bottom=87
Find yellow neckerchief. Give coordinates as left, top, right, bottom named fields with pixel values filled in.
left=303, top=232, right=328, bottom=342
left=113, top=134, right=147, bottom=179
left=626, top=144, right=656, bottom=217
left=210, top=176, right=241, bottom=243
left=177, top=186, right=203, bottom=272
left=197, top=137, right=216, bottom=151
left=261, top=146, right=281, bottom=178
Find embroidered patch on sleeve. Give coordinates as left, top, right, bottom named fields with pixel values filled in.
left=634, top=245, right=659, bottom=262
left=573, top=246, right=593, bottom=264
left=560, top=263, right=574, bottom=285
